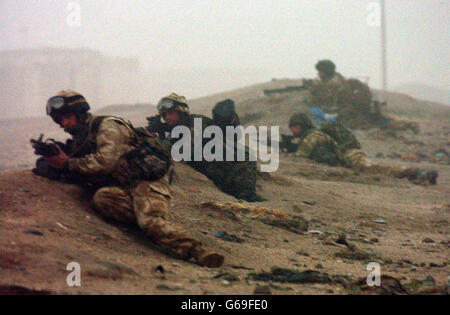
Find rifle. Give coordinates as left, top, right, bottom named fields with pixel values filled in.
left=30, top=134, right=60, bottom=157
left=280, top=134, right=299, bottom=153
left=264, top=134, right=299, bottom=153
left=146, top=115, right=170, bottom=139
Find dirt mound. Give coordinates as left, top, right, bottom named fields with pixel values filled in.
left=0, top=78, right=449, bottom=294
left=1, top=156, right=448, bottom=294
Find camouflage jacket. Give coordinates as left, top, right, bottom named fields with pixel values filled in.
left=312, top=72, right=351, bottom=114
left=66, top=114, right=135, bottom=179
left=293, top=128, right=343, bottom=166
left=321, top=72, right=347, bottom=90
left=149, top=113, right=260, bottom=201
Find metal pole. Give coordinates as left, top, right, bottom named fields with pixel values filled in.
left=380, top=0, right=387, bottom=95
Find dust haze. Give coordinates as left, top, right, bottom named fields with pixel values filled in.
left=0, top=0, right=449, bottom=119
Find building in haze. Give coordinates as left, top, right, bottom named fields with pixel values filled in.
left=0, top=48, right=140, bottom=119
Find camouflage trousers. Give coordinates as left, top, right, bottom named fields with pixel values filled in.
left=344, top=149, right=410, bottom=177
left=200, top=160, right=258, bottom=202
left=92, top=179, right=202, bottom=259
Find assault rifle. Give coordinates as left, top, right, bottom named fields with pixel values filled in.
left=279, top=134, right=299, bottom=153
left=146, top=115, right=171, bottom=139
left=30, top=134, right=61, bottom=157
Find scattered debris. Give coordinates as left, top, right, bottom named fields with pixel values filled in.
left=23, top=230, right=44, bottom=236
left=203, top=201, right=308, bottom=234
left=423, top=275, right=436, bottom=286
left=336, top=233, right=351, bottom=248
left=387, top=152, right=402, bottom=159
left=260, top=215, right=308, bottom=235
left=296, top=250, right=309, bottom=257
left=335, top=249, right=378, bottom=262
left=0, top=285, right=54, bottom=295
left=213, top=272, right=240, bottom=282
left=373, top=219, right=387, bottom=225
left=156, top=284, right=180, bottom=291
left=351, top=275, right=409, bottom=295
left=249, top=268, right=333, bottom=284
left=254, top=285, right=272, bottom=295
left=422, top=238, right=435, bottom=244
left=155, top=265, right=165, bottom=274
left=216, top=231, right=245, bottom=243
left=202, top=201, right=287, bottom=219
left=55, top=222, right=69, bottom=230
left=230, top=265, right=254, bottom=271
left=305, top=230, right=324, bottom=235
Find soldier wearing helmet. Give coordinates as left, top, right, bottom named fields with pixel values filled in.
left=286, top=113, right=438, bottom=185
left=146, top=93, right=264, bottom=202
left=33, top=90, right=224, bottom=268
left=156, top=93, right=190, bottom=127
left=312, top=60, right=351, bottom=114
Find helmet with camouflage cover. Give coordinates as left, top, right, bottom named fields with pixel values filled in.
left=46, top=90, right=90, bottom=123
left=157, top=93, right=190, bottom=114
left=315, top=60, right=336, bottom=76
left=289, top=113, right=314, bottom=130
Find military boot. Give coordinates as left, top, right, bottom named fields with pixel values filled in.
left=415, top=169, right=438, bottom=185
left=190, top=245, right=224, bottom=268
left=404, top=168, right=438, bottom=185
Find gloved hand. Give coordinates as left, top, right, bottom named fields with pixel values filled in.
left=45, top=145, right=69, bottom=170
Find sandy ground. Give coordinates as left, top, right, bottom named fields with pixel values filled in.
left=0, top=82, right=448, bottom=295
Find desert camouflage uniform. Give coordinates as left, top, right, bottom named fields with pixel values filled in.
left=294, top=129, right=342, bottom=166
left=66, top=114, right=206, bottom=260
left=293, top=128, right=431, bottom=181
left=342, top=148, right=410, bottom=176
left=310, top=72, right=352, bottom=115
left=290, top=116, right=415, bottom=178
left=320, top=72, right=347, bottom=90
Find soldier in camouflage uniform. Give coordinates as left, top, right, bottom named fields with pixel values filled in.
left=146, top=93, right=263, bottom=202
left=312, top=60, right=352, bottom=115
left=287, top=113, right=438, bottom=185
left=33, top=90, right=224, bottom=268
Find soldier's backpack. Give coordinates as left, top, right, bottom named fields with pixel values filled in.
left=320, top=121, right=361, bottom=153
left=113, top=126, right=173, bottom=184
left=346, top=78, right=372, bottom=115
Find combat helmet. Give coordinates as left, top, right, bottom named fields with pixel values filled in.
left=157, top=93, right=190, bottom=114
left=212, top=99, right=239, bottom=124
left=212, top=98, right=236, bottom=120
left=46, top=90, right=90, bottom=123
left=315, top=59, right=336, bottom=76
left=289, top=113, right=314, bottom=130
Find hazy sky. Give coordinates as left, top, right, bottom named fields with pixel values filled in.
left=1, top=0, right=448, bottom=102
